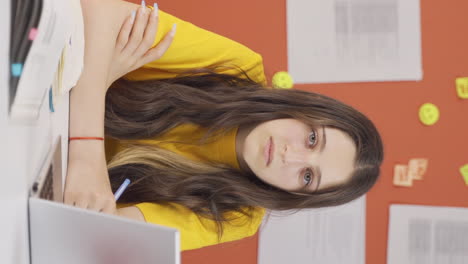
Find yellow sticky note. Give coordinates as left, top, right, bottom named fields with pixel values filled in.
left=272, top=71, right=294, bottom=89
left=455, top=78, right=468, bottom=99
left=460, top=164, right=468, bottom=185
left=419, top=103, right=440, bottom=126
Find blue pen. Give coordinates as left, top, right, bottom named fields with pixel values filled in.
left=114, top=178, right=131, bottom=201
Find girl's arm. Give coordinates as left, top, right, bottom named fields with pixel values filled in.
left=65, top=0, right=122, bottom=212
left=66, top=0, right=173, bottom=213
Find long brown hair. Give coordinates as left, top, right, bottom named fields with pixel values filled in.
left=104, top=68, right=384, bottom=237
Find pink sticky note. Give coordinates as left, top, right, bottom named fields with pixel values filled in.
left=408, top=158, right=428, bottom=180
left=28, top=28, right=38, bottom=40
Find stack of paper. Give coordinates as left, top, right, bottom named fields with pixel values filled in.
left=50, top=0, right=84, bottom=108
left=9, top=0, right=84, bottom=123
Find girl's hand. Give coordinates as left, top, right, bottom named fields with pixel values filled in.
left=107, top=5, right=177, bottom=86
left=64, top=142, right=116, bottom=214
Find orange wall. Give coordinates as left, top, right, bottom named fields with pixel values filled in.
left=128, top=1, right=468, bottom=263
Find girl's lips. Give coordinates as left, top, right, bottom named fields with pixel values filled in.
left=264, top=137, right=274, bottom=166
left=269, top=137, right=274, bottom=166
left=264, top=137, right=271, bottom=166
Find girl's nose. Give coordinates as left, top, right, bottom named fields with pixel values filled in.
left=281, top=144, right=310, bottom=166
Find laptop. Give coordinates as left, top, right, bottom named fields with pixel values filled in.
left=29, top=137, right=180, bottom=264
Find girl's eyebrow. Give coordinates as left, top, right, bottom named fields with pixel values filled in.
left=313, top=167, right=322, bottom=192
left=319, top=126, right=326, bottom=153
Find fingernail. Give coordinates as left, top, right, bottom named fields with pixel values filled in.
left=131, top=10, right=136, bottom=23
left=140, top=0, right=146, bottom=13
left=170, top=23, right=177, bottom=36
left=153, top=3, right=159, bottom=16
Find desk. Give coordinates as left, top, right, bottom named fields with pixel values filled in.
left=0, top=2, right=70, bottom=262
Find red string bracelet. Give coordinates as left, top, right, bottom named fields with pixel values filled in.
left=69, top=137, right=104, bottom=141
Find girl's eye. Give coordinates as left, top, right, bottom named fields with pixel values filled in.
left=308, top=131, right=318, bottom=147
left=303, top=169, right=313, bottom=186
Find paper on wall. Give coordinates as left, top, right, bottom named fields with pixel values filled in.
left=258, top=196, right=366, bottom=264
left=388, top=204, right=468, bottom=264
left=287, top=0, right=422, bottom=83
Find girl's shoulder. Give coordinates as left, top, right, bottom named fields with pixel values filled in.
left=80, top=0, right=140, bottom=38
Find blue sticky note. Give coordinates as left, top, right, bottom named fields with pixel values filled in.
left=11, top=63, right=23, bottom=77
left=49, top=87, right=54, bottom=112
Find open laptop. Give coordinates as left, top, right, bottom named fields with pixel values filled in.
left=29, top=137, right=180, bottom=264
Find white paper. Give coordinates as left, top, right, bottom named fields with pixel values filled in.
left=51, top=0, right=84, bottom=106
left=287, top=0, right=422, bottom=83
left=258, top=196, right=366, bottom=264
left=60, top=0, right=84, bottom=94
left=388, top=204, right=468, bottom=264
left=10, top=0, right=84, bottom=123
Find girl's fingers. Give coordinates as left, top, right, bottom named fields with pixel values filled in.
left=122, top=6, right=149, bottom=54
left=140, top=24, right=176, bottom=65
left=115, top=11, right=136, bottom=52
left=87, top=196, right=106, bottom=212
left=63, top=194, right=74, bottom=206
left=75, top=198, right=88, bottom=209
left=133, top=4, right=159, bottom=57
left=101, top=200, right=117, bottom=215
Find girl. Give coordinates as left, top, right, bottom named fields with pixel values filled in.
left=65, top=0, right=384, bottom=251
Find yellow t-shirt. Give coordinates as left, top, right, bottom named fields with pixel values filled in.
left=124, top=7, right=267, bottom=86
left=105, top=9, right=267, bottom=251
left=105, top=124, right=239, bottom=169
left=105, top=124, right=265, bottom=251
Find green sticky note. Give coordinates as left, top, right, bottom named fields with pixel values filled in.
left=460, top=164, right=468, bottom=185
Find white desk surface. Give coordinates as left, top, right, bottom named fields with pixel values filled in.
left=0, top=2, right=70, bottom=263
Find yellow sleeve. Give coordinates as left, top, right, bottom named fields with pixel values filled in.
left=134, top=202, right=265, bottom=251
left=125, top=9, right=267, bottom=86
